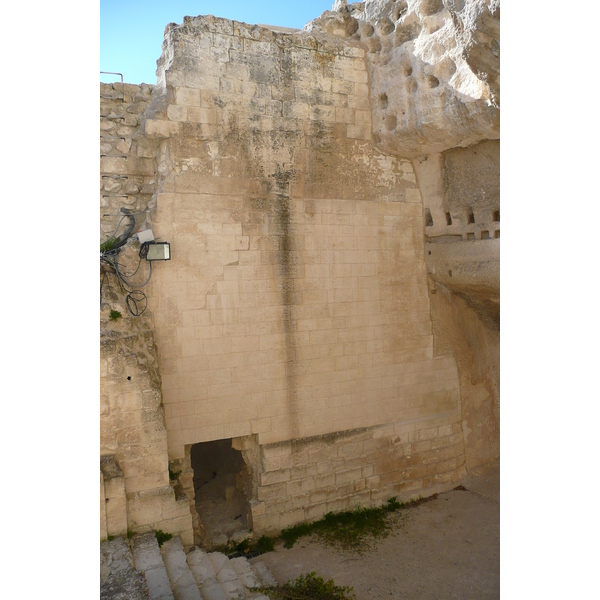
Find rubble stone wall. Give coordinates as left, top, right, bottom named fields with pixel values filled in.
left=100, top=82, right=158, bottom=238
left=101, top=82, right=194, bottom=543
left=100, top=313, right=194, bottom=544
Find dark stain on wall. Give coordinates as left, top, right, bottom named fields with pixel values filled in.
left=272, top=163, right=301, bottom=438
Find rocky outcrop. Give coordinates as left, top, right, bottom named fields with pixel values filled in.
left=305, top=0, right=499, bottom=157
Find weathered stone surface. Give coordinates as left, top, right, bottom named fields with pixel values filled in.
left=101, top=537, right=150, bottom=600
left=100, top=1, right=500, bottom=544
left=307, top=0, right=500, bottom=156
left=161, top=537, right=203, bottom=600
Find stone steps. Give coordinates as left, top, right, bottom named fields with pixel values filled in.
left=132, top=533, right=174, bottom=600
left=101, top=536, right=150, bottom=600
left=101, top=534, right=276, bottom=600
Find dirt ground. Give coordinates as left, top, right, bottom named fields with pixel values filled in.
left=251, top=463, right=499, bottom=600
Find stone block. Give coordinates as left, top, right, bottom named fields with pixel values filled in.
left=305, top=502, right=328, bottom=521
left=348, top=94, right=370, bottom=110
left=188, top=107, right=217, bottom=124
left=145, top=119, right=179, bottom=137
left=365, top=475, right=381, bottom=490
left=335, top=106, right=355, bottom=124
left=167, top=105, right=187, bottom=121
left=283, top=102, right=309, bottom=119
left=355, top=110, right=372, bottom=127
left=279, top=508, right=304, bottom=529
left=184, top=71, right=220, bottom=91
left=326, top=497, right=351, bottom=514
left=346, top=124, right=371, bottom=140
left=251, top=513, right=280, bottom=534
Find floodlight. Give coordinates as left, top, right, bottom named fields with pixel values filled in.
left=144, top=242, right=171, bottom=261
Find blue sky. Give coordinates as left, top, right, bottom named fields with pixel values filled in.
left=101, top=1, right=334, bottom=85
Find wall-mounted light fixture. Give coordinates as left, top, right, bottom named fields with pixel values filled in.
left=142, top=241, right=171, bottom=261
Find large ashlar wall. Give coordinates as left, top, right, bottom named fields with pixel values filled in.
left=142, top=15, right=467, bottom=533
left=100, top=1, right=499, bottom=542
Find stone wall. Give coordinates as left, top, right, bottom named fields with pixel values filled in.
left=243, top=410, right=466, bottom=533
left=99, top=2, right=500, bottom=543
left=100, top=82, right=158, bottom=237
left=134, top=14, right=473, bottom=535
left=100, top=311, right=193, bottom=544
left=100, top=82, right=193, bottom=544
left=414, top=139, right=500, bottom=472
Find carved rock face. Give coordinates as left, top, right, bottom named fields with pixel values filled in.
left=306, top=0, right=500, bottom=157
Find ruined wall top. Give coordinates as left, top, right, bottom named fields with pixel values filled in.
left=153, top=1, right=498, bottom=158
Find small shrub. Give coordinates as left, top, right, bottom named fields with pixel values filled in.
left=267, top=571, right=356, bottom=600
left=168, top=468, right=181, bottom=481
left=109, top=310, right=122, bottom=321
left=256, top=534, right=275, bottom=554
left=155, top=530, right=172, bottom=547
left=127, top=529, right=134, bottom=539
left=100, top=237, right=117, bottom=253
left=386, top=496, right=403, bottom=512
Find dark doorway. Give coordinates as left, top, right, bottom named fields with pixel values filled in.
left=190, top=439, right=252, bottom=549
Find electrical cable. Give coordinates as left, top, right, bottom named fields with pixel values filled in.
left=126, top=290, right=147, bottom=316
left=113, top=252, right=144, bottom=279
left=114, top=253, right=152, bottom=288
left=100, top=206, right=154, bottom=317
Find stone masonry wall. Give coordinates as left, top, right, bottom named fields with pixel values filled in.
left=100, top=311, right=193, bottom=544
left=133, top=15, right=469, bottom=533
left=100, top=82, right=193, bottom=544
left=242, top=409, right=466, bottom=533
left=100, top=82, right=158, bottom=238
left=413, top=140, right=500, bottom=473
left=100, top=5, right=500, bottom=540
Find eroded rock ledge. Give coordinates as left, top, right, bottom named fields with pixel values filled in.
left=306, top=0, right=499, bottom=157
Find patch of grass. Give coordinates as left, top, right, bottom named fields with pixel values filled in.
left=256, top=534, right=275, bottom=554
left=107, top=535, right=115, bottom=542
left=265, top=571, right=356, bottom=600
left=155, top=530, right=172, bottom=547
left=127, top=529, right=134, bottom=539
left=386, top=496, right=403, bottom=511
left=280, top=496, right=413, bottom=553
left=280, top=521, right=313, bottom=549
left=109, top=310, right=122, bottom=321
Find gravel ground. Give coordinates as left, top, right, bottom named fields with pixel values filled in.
left=251, top=463, right=499, bottom=600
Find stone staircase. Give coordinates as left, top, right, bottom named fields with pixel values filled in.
left=101, top=533, right=277, bottom=600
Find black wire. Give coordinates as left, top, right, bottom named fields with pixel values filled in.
left=126, top=290, right=147, bottom=316
left=114, top=253, right=152, bottom=288
left=100, top=205, right=155, bottom=317
left=114, top=252, right=144, bottom=279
